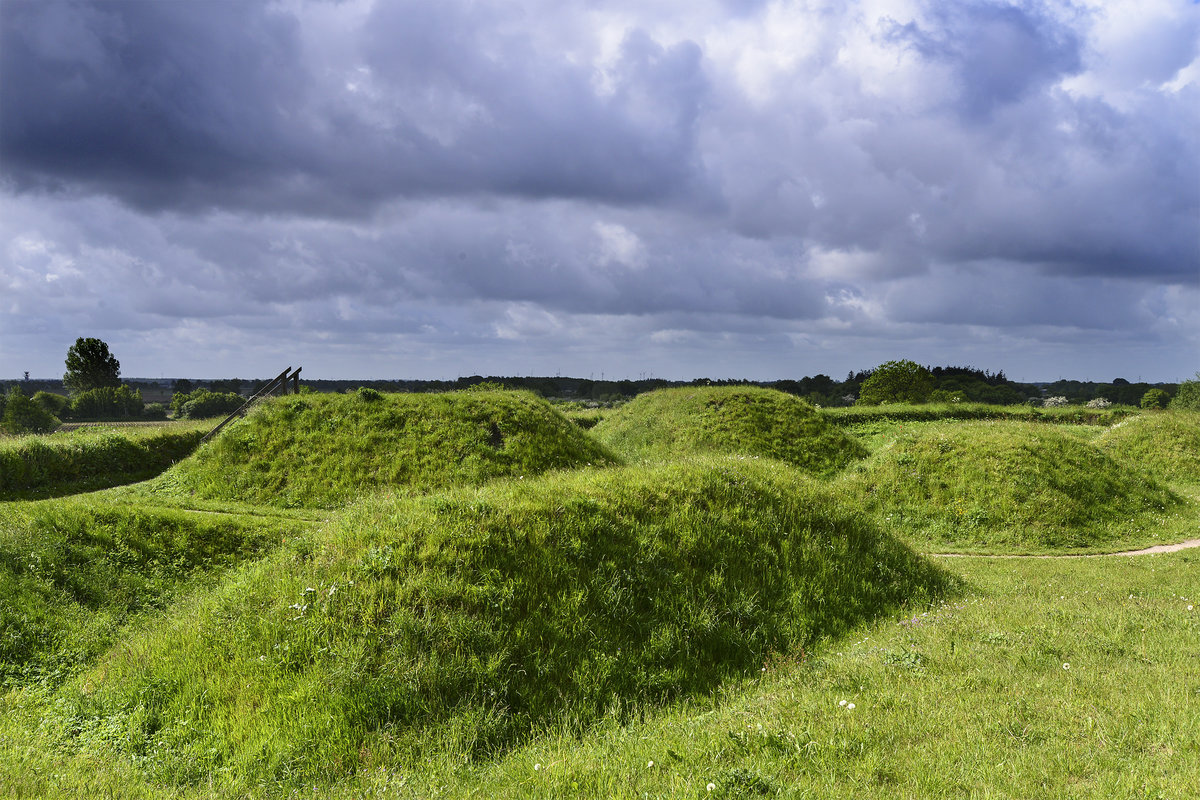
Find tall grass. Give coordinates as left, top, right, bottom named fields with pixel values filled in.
left=32, top=458, right=949, bottom=790
left=592, top=386, right=867, bottom=475
left=156, top=390, right=619, bottom=508
left=824, top=402, right=1136, bottom=426
left=841, top=421, right=1186, bottom=552
left=0, top=498, right=303, bottom=688
left=1097, top=409, right=1200, bottom=488
left=0, top=426, right=206, bottom=499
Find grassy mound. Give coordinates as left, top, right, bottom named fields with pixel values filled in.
left=0, top=499, right=301, bottom=687
left=844, top=421, right=1184, bottom=551
left=591, top=386, right=867, bottom=474
left=154, top=390, right=619, bottom=508
left=1098, top=410, right=1200, bottom=488
left=49, top=458, right=951, bottom=788
left=0, top=426, right=205, bottom=500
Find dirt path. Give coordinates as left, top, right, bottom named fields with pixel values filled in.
left=932, top=538, right=1200, bottom=559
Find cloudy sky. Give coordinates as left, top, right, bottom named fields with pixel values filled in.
left=1, top=0, right=1197, bottom=383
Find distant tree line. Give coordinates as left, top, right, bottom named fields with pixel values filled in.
left=3, top=337, right=1194, bottom=435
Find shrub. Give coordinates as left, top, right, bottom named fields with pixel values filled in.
left=32, top=391, right=70, bottom=418
left=177, top=389, right=245, bottom=419
left=1140, top=389, right=1170, bottom=410
left=1, top=386, right=60, bottom=434
left=70, top=386, right=144, bottom=420
left=1085, top=397, right=1112, bottom=409
left=1042, top=396, right=1068, bottom=408
left=1168, top=375, right=1200, bottom=411
left=929, top=389, right=966, bottom=404
left=142, top=403, right=169, bottom=420
left=355, top=387, right=383, bottom=402
left=857, top=360, right=934, bottom=405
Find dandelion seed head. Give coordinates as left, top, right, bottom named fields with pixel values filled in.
left=707, top=783, right=716, bottom=792
left=847, top=702, right=856, bottom=710
left=1063, top=663, right=1070, bottom=670
left=534, top=763, right=541, bottom=771
left=647, top=760, right=654, bottom=768
left=839, top=699, right=847, bottom=707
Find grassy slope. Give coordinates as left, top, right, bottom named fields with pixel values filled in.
left=0, top=498, right=307, bottom=688
left=841, top=420, right=1188, bottom=553
left=592, top=386, right=867, bottom=475
left=1097, top=410, right=1200, bottom=489
left=20, top=458, right=949, bottom=791
left=154, top=390, right=619, bottom=509
left=0, top=424, right=207, bottom=500
left=3, top=550, right=1195, bottom=799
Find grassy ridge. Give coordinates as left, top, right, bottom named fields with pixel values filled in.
left=842, top=421, right=1186, bottom=552
left=1098, top=410, right=1200, bottom=488
left=824, top=402, right=1137, bottom=426
left=39, top=458, right=950, bottom=789
left=0, top=499, right=304, bottom=687
left=592, top=387, right=867, bottom=475
left=156, top=390, right=619, bottom=509
left=0, top=426, right=206, bottom=499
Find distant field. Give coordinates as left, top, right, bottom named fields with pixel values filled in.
left=0, top=390, right=1196, bottom=798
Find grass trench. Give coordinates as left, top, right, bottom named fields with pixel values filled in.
left=0, top=425, right=207, bottom=500
left=156, top=390, right=619, bottom=509
left=29, top=459, right=950, bottom=789
left=591, top=386, right=867, bottom=475
left=0, top=498, right=304, bottom=688
left=842, top=420, right=1188, bottom=553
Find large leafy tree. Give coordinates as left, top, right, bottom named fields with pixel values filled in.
left=857, top=360, right=935, bottom=405
left=63, top=337, right=121, bottom=395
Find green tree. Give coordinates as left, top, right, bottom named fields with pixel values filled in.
left=63, top=337, right=121, bottom=395
left=1169, top=374, right=1200, bottom=411
left=857, top=360, right=935, bottom=405
left=1140, top=388, right=1170, bottom=410
left=2, top=386, right=60, bottom=433
left=70, top=385, right=144, bottom=420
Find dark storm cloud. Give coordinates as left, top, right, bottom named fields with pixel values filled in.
left=0, top=0, right=711, bottom=214
left=1, top=0, right=1197, bottom=382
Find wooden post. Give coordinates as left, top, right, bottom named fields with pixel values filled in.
left=292, top=366, right=302, bottom=395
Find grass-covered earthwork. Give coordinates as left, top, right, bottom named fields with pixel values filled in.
left=841, top=420, right=1190, bottom=553
left=592, top=386, right=867, bottom=475
left=154, top=389, right=619, bottom=508
left=0, top=423, right=208, bottom=500
left=0, top=391, right=1197, bottom=799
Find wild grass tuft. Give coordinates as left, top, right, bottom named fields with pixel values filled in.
left=38, top=458, right=950, bottom=790
left=154, top=389, right=619, bottom=508
left=592, top=386, right=867, bottom=475
left=841, top=421, right=1187, bottom=552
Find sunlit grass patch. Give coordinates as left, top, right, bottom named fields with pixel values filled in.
left=0, top=424, right=207, bottom=500
left=0, top=497, right=303, bottom=689
left=592, top=386, right=867, bottom=475
left=841, top=421, right=1187, bottom=553
left=1097, top=410, right=1200, bottom=489
left=30, top=458, right=948, bottom=791
left=154, top=389, right=619, bottom=509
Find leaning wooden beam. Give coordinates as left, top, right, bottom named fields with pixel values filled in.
left=201, top=366, right=295, bottom=444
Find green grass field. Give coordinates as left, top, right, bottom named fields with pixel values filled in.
left=0, top=391, right=1196, bottom=798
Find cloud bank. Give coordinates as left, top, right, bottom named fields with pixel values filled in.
left=2, top=0, right=1197, bottom=381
